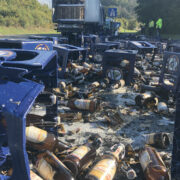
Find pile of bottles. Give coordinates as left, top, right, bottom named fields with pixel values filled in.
left=0, top=115, right=171, bottom=180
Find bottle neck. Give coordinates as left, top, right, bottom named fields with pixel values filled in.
left=110, top=144, right=125, bottom=161
left=55, top=140, right=70, bottom=152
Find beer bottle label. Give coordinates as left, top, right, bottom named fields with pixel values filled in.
left=74, top=99, right=90, bottom=110
left=71, top=145, right=91, bottom=160
left=30, top=170, right=43, bottom=180
left=139, top=150, right=152, bottom=171
left=88, top=159, right=116, bottom=180
left=26, top=126, right=47, bottom=143
left=36, top=158, right=56, bottom=180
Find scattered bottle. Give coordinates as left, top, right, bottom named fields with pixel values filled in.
left=120, top=162, right=137, bottom=180
left=157, top=102, right=168, bottom=113
left=30, top=170, right=43, bottom=180
left=35, top=151, right=74, bottom=180
left=70, top=63, right=89, bottom=74
left=26, top=126, right=70, bottom=152
left=120, top=60, right=130, bottom=68
left=143, top=132, right=170, bottom=149
left=139, top=146, right=170, bottom=180
left=85, top=143, right=125, bottom=180
left=89, top=82, right=100, bottom=92
left=59, top=81, right=67, bottom=92
left=135, top=92, right=158, bottom=109
left=83, top=62, right=93, bottom=70
left=59, top=112, right=82, bottom=122
left=100, top=78, right=110, bottom=88
left=26, top=114, right=61, bottom=127
left=111, top=79, right=125, bottom=89
left=58, top=99, right=99, bottom=112
left=63, top=136, right=102, bottom=177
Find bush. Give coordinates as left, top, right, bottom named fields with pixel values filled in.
left=0, top=0, right=52, bottom=28
left=128, top=19, right=137, bottom=30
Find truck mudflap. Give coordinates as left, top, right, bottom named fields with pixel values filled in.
left=0, top=66, right=44, bottom=180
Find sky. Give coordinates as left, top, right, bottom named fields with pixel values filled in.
left=38, top=0, right=52, bottom=8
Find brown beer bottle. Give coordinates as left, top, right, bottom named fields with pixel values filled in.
left=70, top=63, right=89, bottom=74
left=26, top=114, right=61, bottom=127
left=120, top=162, right=137, bottom=180
left=85, top=143, right=125, bottom=180
left=143, top=133, right=170, bottom=149
left=30, top=170, right=43, bottom=180
left=63, top=136, right=102, bottom=177
left=135, top=92, right=158, bottom=109
left=26, top=126, right=70, bottom=152
left=89, top=82, right=100, bottom=92
left=139, top=146, right=170, bottom=180
left=59, top=99, right=98, bottom=112
left=35, top=151, right=74, bottom=180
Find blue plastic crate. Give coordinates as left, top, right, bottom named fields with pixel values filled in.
left=102, top=49, right=137, bottom=85
left=159, top=51, right=180, bottom=93
left=0, top=66, right=44, bottom=180
left=0, top=39, right=53, bottom=51
left=90, top=42, right=119, bottom=63
left=0, top=49, right=58, bottom=125
left=0, top=49, right=58, bottom=89
left=53, top=44, right=87, bottom=78
left=128, top=41, right=157, bottom=61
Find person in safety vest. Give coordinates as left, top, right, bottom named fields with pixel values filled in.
left=148, top=20, right=154, bottom=37
left=156, top=18, right=163, bottom=40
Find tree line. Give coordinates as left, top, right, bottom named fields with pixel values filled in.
left=0, top=0, right=52, bottom=28
left=136, top=0, right=180, bottom=34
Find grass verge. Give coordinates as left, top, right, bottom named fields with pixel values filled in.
left=0, top=26, right=57, bottom=36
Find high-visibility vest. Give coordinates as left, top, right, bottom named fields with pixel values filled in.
left=149, top=20, right=154, bottom=28
left=156, top=18, right=163, bottom=29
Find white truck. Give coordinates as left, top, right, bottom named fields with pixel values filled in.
left=52, top=0, right=105, bottom=34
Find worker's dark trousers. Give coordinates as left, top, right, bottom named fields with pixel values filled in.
left=156, top=28, right=161, bottom=40
left=172, top=90, right=180, bottom=179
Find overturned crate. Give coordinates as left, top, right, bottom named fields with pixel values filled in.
left=0, top=49, right=59, bottom=127
left=0, top=38, right=53, bottom=51
left=128, top=41, right=157, bottom=61
left=53, top=44, right=87, bottom=78
left=102, top=49, right=137, bottom=85
left=0, top=66, right=44, bottom=180
left=159, top=51, right=180, bottom=93
left=28, top=35, right=68, bottom=45
left=90, top=42, right=119, bottom=63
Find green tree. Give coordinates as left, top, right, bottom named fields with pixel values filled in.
left=136, top=0, right=180, bottom=33
left=0, top=0, right=52, bottom=28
